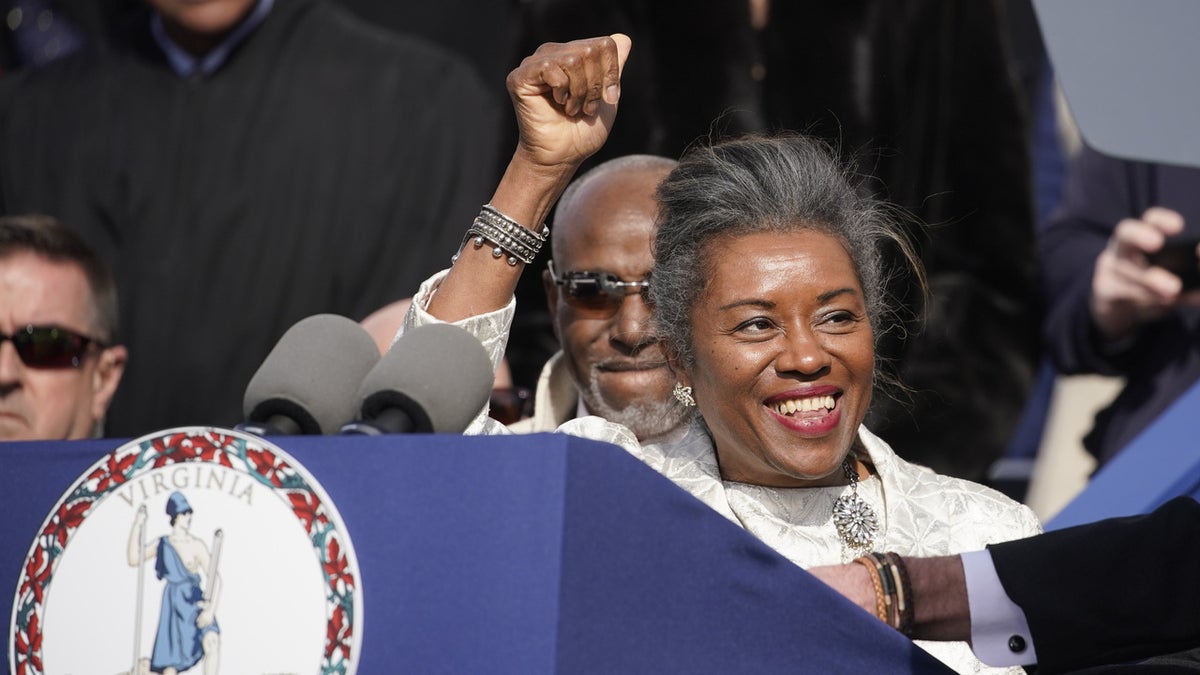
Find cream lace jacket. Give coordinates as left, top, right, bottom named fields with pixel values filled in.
left=406, top=272, right=1042, bottom=674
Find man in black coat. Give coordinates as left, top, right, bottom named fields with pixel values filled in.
left=0, top=0, right=499, bottom=435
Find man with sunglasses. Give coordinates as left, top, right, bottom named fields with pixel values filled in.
left=509, top=154, right=690, bottom=442
left=0, top=214, right=126, bottom=440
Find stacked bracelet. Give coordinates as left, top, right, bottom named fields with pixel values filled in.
left=883, top=552, right=914, bottom=636
left=853, top=552, right=914, bottom=636
left=451, top=203, right=550, bottom=266
left=853, top=555, right=888, bottom=624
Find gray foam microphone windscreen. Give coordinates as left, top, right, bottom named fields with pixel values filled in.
left=355, top=322, right=495, bottom=433
left=243, top=314, right=381, bottom=434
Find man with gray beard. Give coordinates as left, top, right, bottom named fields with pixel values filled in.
left=508, top=155, right=690, bottom=442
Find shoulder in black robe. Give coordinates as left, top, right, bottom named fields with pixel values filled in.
left=0, top=0, right=502, bottom=435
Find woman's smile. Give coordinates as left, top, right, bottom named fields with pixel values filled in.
left=765, top=386, right=843, bottom=436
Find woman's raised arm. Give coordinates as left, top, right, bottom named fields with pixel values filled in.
left=426, top=34, right=631, bottom=322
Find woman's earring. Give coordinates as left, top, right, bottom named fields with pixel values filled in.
left=672, top=383, right=695, bottom=407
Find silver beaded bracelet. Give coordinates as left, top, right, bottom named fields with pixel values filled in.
left=451, top=204, right=549, bottom=266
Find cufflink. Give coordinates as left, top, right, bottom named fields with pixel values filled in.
left=1008, top=635, right=1027, bottom=653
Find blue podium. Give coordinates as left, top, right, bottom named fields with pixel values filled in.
left=2, top=432, right=950, bottom=674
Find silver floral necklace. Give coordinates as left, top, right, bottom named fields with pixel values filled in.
left=832, top=458, right=880, bottom=553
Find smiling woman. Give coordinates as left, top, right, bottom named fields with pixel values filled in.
left=649, top=134, right=908, bottom=489
left=674, top=228, right=876, bottom=486
left=401, top=33, right=1041, bottom=675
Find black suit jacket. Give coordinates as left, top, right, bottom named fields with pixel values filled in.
left=988, top=497, right=1200, bottom=674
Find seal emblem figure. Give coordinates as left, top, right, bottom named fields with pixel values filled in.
left=128, top=492, right=222, bottom=675
left=9, top=427, right=363, bottom=675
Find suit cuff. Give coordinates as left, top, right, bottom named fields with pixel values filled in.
left=962, top=549, right=1037, bottom=667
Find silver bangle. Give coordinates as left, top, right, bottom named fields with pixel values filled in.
left=451, top=204, right=549, bottom=266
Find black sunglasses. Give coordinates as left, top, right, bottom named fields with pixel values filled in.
left=547, top=260, right=650, bottom=317
left=1, top=325, right=106, bottom=369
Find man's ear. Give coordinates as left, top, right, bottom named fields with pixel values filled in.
left=91, top=344, right=128, bottom=423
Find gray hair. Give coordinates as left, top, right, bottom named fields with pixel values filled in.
left=0, top=214, right=119, bottom=343
left=650, top=133, right=925, bottom=379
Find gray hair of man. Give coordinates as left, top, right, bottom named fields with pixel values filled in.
left=649, top=133, right=926, bottom=389
left=0, top=214, right=120, bottom=344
